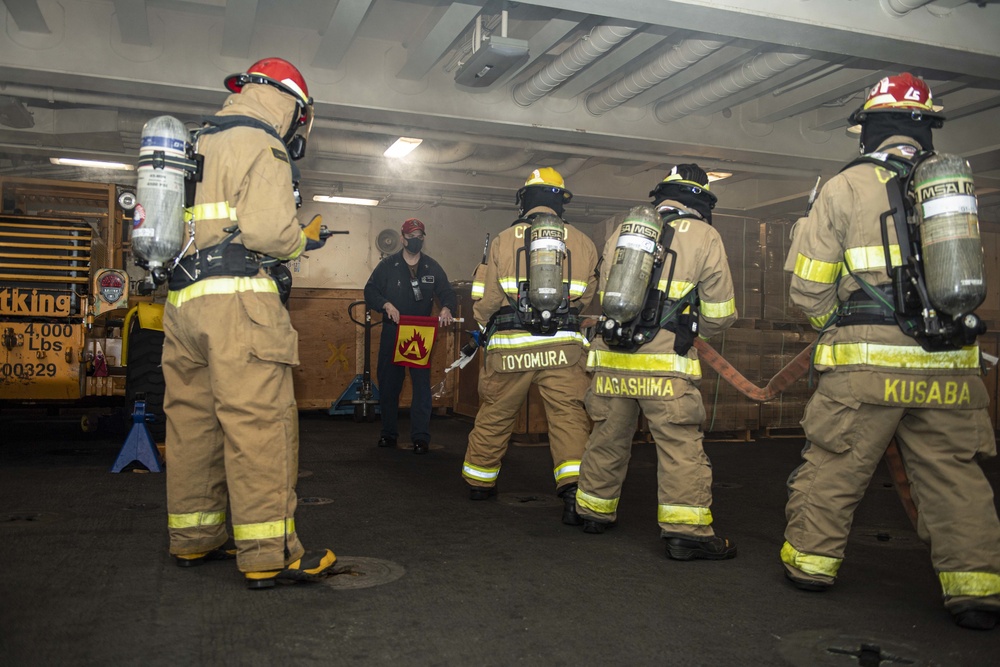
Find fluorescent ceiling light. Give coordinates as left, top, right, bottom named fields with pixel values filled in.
left=312, top=195, right=380, bottom=206
left=50, top=157, right=134, bottom=170
left=706, top=171, right=732, bottom=182
left=383, top=137, right=423, bottom=158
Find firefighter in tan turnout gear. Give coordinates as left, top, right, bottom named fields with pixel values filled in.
left=782, top=73, right=1000, bottom=630
left=162, top=58, right=336, bottom=588
left=463, top=168, right=598, bottom=525
left=575, top=164, right=739, bottom=561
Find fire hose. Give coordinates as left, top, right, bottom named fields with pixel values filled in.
left=692, top=337, right=918, bottom=530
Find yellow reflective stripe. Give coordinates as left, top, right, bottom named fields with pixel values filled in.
left=844, top=245, right=901, bottom=272
left=167, top=510, right=226, bottom=529
left=191, top=201, right=238, bottom=222
left=499, top=277, right=583, bottom=296
left=655, top=280, right=695, bottom=300
left=794, top=253, right=842, bottom=284
left=701, top=297, right=735, bottom=319
left=588, top=349, right=701, bottom=376
left=657, top=504, right=713, bottom=526
left=553, top=460, right=581, bottom=482
left=462, top=461, right=500, bottom=482
left=939, top=571, right=1000, bottom=597
left=233, top=518, right=295, bottom=541
left=814, top=342, right=980, bottom=370
left=576, top=488, right=619, bottom=515
left=167, top=276, right=278, bottom=307
left=487, top=330, right=589, bottom=350
left=499, top=278, right=519, bottom=293
left=275, top=231, right=307, bottom=261
left=471, top=282, right=485, bottom=298
left=809, top=304, right=838, bottom=329
left=781, top=541, right=842, bottom=577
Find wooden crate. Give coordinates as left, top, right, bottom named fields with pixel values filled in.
left=758, top=330, right=817, bottom=429
left=699, top=328, right=762, bottom=433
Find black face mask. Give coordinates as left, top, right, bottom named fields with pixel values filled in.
left=860, top=113, right=936, bottom=153
left=405, top=237, right=424, bottom=254
left=517, top=187, right=566, bottom=218
left=286, top=135, right=307, bottom=161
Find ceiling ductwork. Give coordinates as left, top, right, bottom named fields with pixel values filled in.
left=586, top=37, right=728, bottom=115
left=512, top=21, right=639, bottom=107
left=880, top=0, right=938, bottom=16
left=654, top=51, right=812, bottom=123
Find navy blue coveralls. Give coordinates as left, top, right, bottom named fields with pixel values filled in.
left=364, top=250, right=457, bottom=444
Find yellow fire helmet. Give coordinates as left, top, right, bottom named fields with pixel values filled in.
left=516, top=167, right=573, bottom=216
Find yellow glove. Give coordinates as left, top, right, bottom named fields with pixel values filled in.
left=302, top=214, right=325, bottom=251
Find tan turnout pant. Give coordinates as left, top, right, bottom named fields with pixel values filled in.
left=163, top=288, right=305, bottom=572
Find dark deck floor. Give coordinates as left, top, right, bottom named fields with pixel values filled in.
left=1, top=410, right=998, bottom=666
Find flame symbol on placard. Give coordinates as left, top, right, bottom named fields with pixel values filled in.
left=398, top=330, right=429, bottom=360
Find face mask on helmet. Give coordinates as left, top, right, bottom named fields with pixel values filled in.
left=284, top=105, right=313, bottom=160
left=649, top=164, right=717, bottom=224
left=650, top=184, right=715, bottom=223
left=516, top=186, right=570, bottom=218
left=859, top=112, right=936, bottom=153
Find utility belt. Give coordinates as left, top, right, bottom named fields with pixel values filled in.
left=835, top=286, right=896, bottom=327
left=168, top=242, right=262, bottom=290
left=493, top=306, right=581, bottom=334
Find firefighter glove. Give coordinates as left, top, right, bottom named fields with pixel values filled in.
left=303, top=214, right=327, bottom=251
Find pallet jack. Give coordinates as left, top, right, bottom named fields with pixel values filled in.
left=329, top=300, right=381, bottom=421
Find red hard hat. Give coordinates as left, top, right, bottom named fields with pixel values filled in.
left=224, top=57, right=313, bottom=126
left=848, top=73, right=944, bottom=126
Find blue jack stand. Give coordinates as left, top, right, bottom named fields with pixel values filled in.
left=111, top=400, right=163, bottom=473
left=329, top=300, right=381, bottom=422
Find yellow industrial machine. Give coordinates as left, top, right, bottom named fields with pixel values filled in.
left=0, top=177, right=165, bottom=436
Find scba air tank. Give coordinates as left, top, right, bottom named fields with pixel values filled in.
left=133, top=115, right=189, bottom=269
left=528, top=213, right=567, bottom=316
left=913, top=153, right=986, bottom=317
left=603, top=205, right=663, bottom=324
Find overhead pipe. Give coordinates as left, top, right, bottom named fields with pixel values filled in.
left=654, top=51, right=811, bottom=124
left=434, top=147, right=536, bottom=172
left=512, top=21, right=638, bottom=107
left=879, top=0, right=936, bottom=16
left=2, top=83, right=816, bottom=180
left=3, top=83, right=480, bottom=165
left=586, top=38, right=728, bottom=115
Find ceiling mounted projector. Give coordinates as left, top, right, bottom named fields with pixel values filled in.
left=454, top=35, right=529, bottom=88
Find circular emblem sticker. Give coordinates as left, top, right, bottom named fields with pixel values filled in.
left=99, top=272, right=125, bottom=304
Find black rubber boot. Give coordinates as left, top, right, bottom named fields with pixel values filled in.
left=664, top=535, right=737, bottom=561
left=558, top=484, right=582, bottom=526
left=582, top=519, right=617, bottom=534
left=468, top=485, right=497, bottom=501
left=784, top=570, right=832, bottom=592
left=951, top=602, right=999, bottom=631
left=174, top=539, right=237, bottom=568
left=245, top=549, right=337, bottom=590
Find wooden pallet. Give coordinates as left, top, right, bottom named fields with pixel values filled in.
left=704, top=428, right=754, bottom=443
left=760, top=426, right=805, bottom=439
